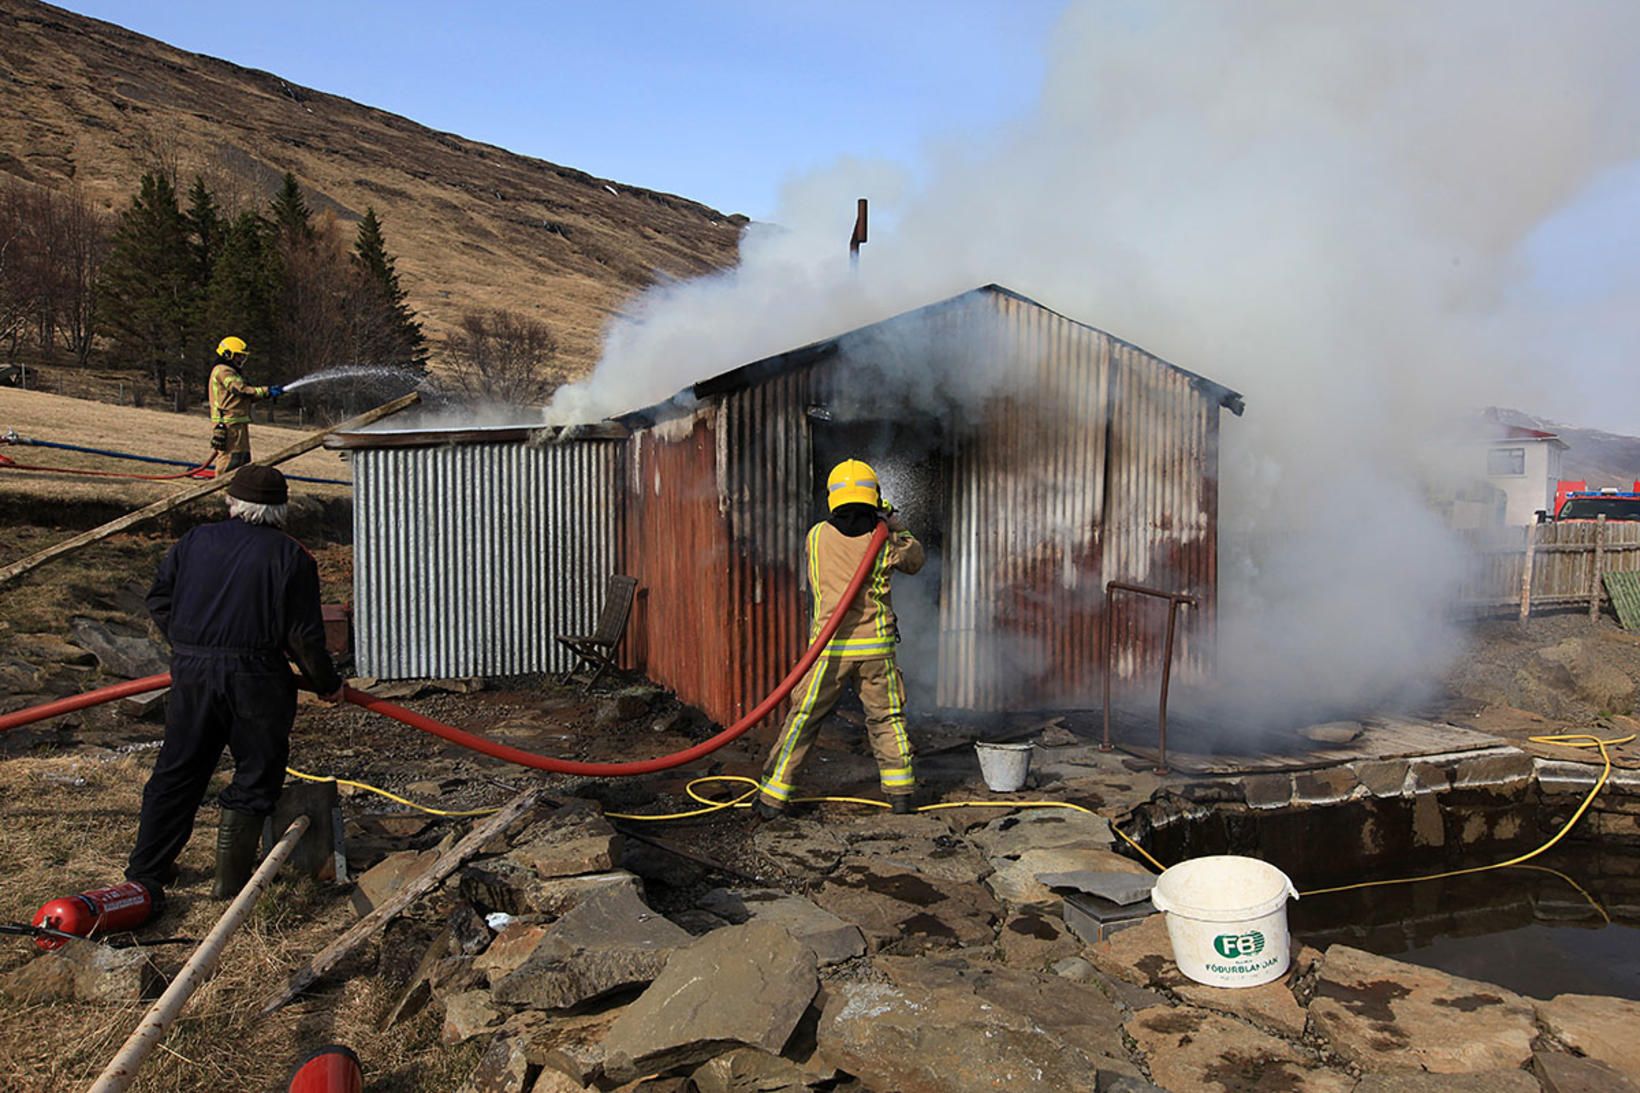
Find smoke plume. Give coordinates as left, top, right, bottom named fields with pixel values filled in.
left=549, top=2, right=1640, bottom=720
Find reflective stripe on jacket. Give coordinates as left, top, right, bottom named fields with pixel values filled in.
left=806, top=520, right=924, bottom=658
left=209, top=363, right=269, bottom=424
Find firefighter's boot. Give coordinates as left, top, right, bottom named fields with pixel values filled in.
left=212, top=809, right=263, bottom=899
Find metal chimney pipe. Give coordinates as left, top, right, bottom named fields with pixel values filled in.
left=849, top=198, right=868, bottom=268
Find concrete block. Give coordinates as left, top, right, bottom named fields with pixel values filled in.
left=1352, top=759, right=1410, bottom=797
left=1242, top=773, right=1293, bottom=809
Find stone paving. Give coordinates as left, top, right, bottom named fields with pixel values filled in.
left=9, top=729, right=1637, bottom=1091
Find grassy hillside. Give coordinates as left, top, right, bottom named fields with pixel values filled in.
left=0, top=0, right=744, bottom=373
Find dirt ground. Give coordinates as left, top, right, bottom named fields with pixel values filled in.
left=6, top=421, right=1640, bottom=1088
left=1, top=387, right=351, bottom=507
left=1444, top=611, right=1640, bottom=722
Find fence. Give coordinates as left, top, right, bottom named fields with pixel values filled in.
left=1460, top=516, right=1640, bottom=618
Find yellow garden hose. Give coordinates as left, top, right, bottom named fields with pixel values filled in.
left=284, top=767, right=501, bottom=818
left=288, top=731, right=1631, bottom=902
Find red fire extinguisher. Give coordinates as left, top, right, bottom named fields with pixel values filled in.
left=31, top=881, right=155, bottom=951
left=287, top=1044, right=362, bottom=1093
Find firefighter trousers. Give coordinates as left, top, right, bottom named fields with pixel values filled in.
left=126, top=654, right=296, bottom=890
left=212, top=422, right=251, bottom=475
left=758, top=652, right=914, bottom=808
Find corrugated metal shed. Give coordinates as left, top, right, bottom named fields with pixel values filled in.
left=337, top=284, right=1243, bottom=730
left=349, top=439, right=625, bottom=679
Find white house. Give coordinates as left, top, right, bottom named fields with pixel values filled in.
left=1483, top=424, right=1566, bottom=525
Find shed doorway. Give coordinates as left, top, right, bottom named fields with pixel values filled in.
left=809, top=416, right=950, bottom=706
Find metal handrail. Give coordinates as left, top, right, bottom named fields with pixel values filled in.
left=1101, top=580, right=1197, bottom=775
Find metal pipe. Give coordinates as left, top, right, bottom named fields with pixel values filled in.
left=88, top=817, right=311, bottom=1093
left=1100, top=581, right=1197, bottom=775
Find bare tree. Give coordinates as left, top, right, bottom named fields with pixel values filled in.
left=442, top=308, right=562, bottom=406
left=0, top=182, right=29, bottom=358
left=58, top=188, right=110, bottom=364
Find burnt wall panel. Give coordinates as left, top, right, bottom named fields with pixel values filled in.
left=723, top=370, right=815, bottom=733
left=937, top=292, right=1112, bottom=709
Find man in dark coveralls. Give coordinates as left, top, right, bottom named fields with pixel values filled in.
left=125, top=465, right=344, bottom=902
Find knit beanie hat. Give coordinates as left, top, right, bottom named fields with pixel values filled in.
left=228, top=465, right=288, bottom=505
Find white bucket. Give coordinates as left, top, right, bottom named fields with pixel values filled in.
left=974, top=741, right=1033, bottom=792
left=1149, top=855, right=1299, bottom=988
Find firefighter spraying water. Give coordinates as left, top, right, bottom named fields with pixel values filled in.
left=754, top=459, right=925, bottom=818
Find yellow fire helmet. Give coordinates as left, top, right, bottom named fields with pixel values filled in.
left=215, top=336, right=249, bottom=360
left=827, top=459, right=881, bottom=511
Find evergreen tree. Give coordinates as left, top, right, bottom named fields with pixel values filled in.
left=97, top=172, right=192, bottom=394
left=183, top=177, right=222, bottom=284
left=183, top=176, right=224, bottom=385
left=203, top=211, right=278, bottom=379
left=269, top=172, right=312, bottom=243
left=350, top=207, right=427, bottom=369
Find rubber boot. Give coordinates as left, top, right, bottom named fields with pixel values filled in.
left=212, top=808, right=263, bottom=899
left=890, top=795, right=915, bottom=815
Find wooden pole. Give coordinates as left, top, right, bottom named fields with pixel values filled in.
left=88, top=818, right=310, bottom=1093
left=1590, top=513, right=1607, bottom=620
left=260, top=787, right=544, bottom=1014
left=0, top=392, right=417, bottom=586
left=1519, top=522, right=1537, bottom=621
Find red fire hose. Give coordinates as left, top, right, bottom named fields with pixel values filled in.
left=0, top=524, right=890, bottom=777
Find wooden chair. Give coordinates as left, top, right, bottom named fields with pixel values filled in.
left=556, top=575, right=639, bottom=691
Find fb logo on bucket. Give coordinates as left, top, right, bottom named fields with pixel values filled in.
left=1213, top=931, right=1267, bottom=959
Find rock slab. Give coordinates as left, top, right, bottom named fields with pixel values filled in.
left=1310, top=944, right=1537, bottom=1073
left=985, top=846, right=1149, bottom=908
left=0, top=941, right=158, bottom=1003
left=1536, top=993, right=1640, bottom=1081
left=600, top=920, right=819, bottom=1081
left=814, top=857, right=998, bottom=953
left=1352, top=1070, right=1540, bottom=1092
left=1126, top=1005, right=1354, bottom=1093
left=1534, top=1049, right=1640, bottom=1093
left=492, top=883, right=690, bottom=1010
left=696, top=888, right=865, bottom=966
left=818, top=980, right=1108, bottom=1093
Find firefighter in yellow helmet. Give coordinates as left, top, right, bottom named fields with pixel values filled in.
left=208, top=337, right=284, bottom=474
left=754, top=459, right=925, bottom=818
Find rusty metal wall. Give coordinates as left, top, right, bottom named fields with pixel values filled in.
left=353, top=440, right=625, bottom=680
left=936, top=292, right=1220, bottom=709
left=621, top=411, right=740, bottom=720
left=938, top=293, right=1110, bottom=708
left=1101, top=340, right=1220, bottom=686
left=722, top=369, right=815, bottom=727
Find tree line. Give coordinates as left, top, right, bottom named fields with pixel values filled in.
left=1, top=170, right=567, bottom=413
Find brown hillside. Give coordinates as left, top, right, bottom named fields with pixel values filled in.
left=0, top=0, right=745, bottom=373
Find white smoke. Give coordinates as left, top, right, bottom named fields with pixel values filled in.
left=549, top=2, right=1640, bottom=719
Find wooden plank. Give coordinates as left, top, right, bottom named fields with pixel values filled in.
left=260, top=785, right=542, bottom=1014
left=1590, top=515, right=1608, bottom=619
left=1605, top=571, right=1640, bottom=632
left=1519, top=523, right=1536, bottom=621
left=0, top=392, right=418, bottom=586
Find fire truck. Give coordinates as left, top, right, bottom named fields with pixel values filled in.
left=1551, top=480, right=1640, bottom=521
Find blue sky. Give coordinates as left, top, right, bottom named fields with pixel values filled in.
left=61, top=0, right=1065, bottom=220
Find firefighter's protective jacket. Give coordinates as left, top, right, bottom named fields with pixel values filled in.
left=208, top=363, right=269, bottom=424
left=147, top=517, right=342, bottom=694
left=806, top=521, right=924, bottom=659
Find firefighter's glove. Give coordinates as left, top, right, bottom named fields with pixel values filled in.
left=209, top=424, right=230, bottom=452
left=884, top=507, right=907, bottom=534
